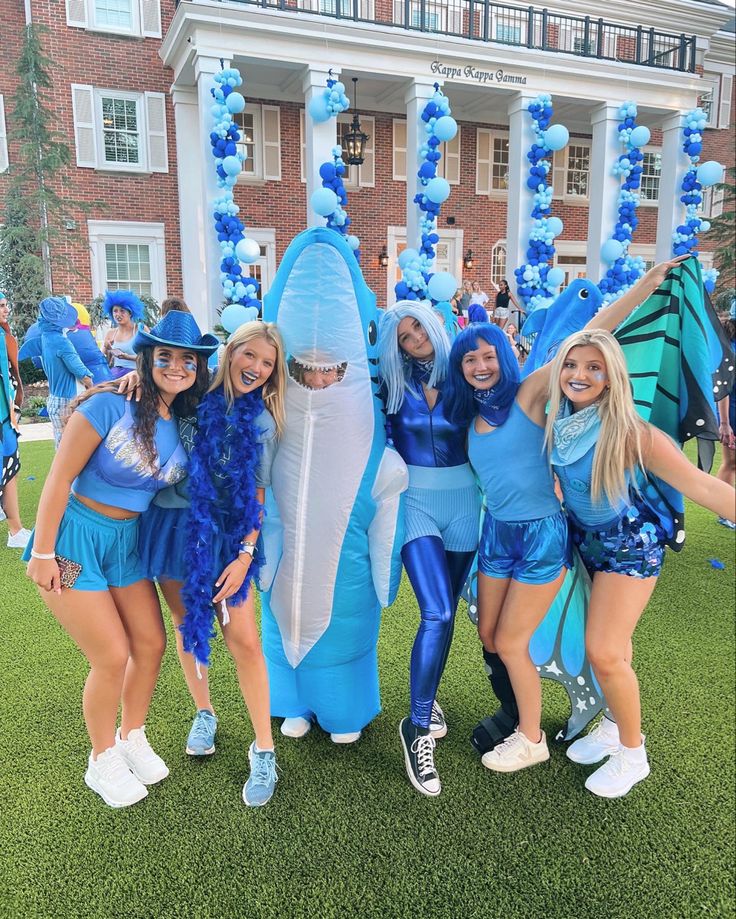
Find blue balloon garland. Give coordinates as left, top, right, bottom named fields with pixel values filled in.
left=514, top=93, right=569, bottom=312
left=598, top=102, right=649, bottom=304
left=395, top=84, right=457, bottom=303
left=209, top=66, right=261, bottom=311
left=308, top=73, right=360, bottom=261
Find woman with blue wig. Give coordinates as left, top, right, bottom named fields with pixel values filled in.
left=103, top=290, right=146, bottom=380
left=444, top=256, right=686, bottom=776
left=378, top=300, right=481, bottom=796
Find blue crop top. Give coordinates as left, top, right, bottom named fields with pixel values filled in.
left=468, top=400, right=561, bottom=522
left=553, top=444, right=634, bottom=529
left=73, top=392, right=188, bottom=512
left=388, top=381, right=468, bottom=468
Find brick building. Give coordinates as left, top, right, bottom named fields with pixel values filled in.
left=0, top=0, right=734, bottom=332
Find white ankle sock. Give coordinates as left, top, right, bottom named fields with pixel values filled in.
left=253, top=743, right=274, bottom=754
left=621, top=741, right=647, bottom=763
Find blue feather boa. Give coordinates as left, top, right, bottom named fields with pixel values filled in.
left=181, top=386, right=265, bottom=666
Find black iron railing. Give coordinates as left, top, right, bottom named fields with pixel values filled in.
left=192, top=0, right=696, bottom=73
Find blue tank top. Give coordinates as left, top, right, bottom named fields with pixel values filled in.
left=74, top=395, right=188, bottom=512
left=388, top=381, right=467, bottom=468
left=553, top=445, right=632, bottom=528
left=111, top=332, right=137, bottom=371
left=467, top=400, right=561, bottom=521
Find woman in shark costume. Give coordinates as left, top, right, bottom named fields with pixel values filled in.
left=259, top=228, right=408, bottom=745
left=378, top=300, right=482, bottom=797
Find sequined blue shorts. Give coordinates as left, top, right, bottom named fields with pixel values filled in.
left=571, top=499, right=666, bottom=579
left=478, top=510, right=571, bottom=585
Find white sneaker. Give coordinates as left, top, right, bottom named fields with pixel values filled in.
left=115, top=726, right=169, bottom=785
left=566, top=716, right=620, bottom=765
left=429, top=700, right=447, bottom=739
left=330, top=731, right=362, bottom=744
left=585, top=744, right=650, bottom=798
left=84, top=747, right=148, bottom=808
left=481, top=729, right=550, bottom=773
left=7, top=527, right=32, bottom=549
left=281, top=716, right=312, bottom=738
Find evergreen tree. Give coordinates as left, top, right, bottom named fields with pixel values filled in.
left=708, top=166, right=735, bottom=288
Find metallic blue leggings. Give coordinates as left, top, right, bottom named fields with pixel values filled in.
left=402, top=536, right=476, bottom=728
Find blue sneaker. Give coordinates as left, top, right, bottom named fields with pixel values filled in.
left=242, top=743, right=278, bottom=807
left=186, top=709, right=217, bottom=756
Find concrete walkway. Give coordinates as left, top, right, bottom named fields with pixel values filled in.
left=18, top=422, right=54, bottom=442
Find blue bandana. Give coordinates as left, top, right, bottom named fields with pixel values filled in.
left=473, top=386, right=513, bottom=427
left=550, top=399, right=602, bottom=467
left=410, top=358, right=435, bottom=387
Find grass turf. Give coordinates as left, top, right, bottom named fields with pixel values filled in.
left=1, top=441, right=734, bottom=919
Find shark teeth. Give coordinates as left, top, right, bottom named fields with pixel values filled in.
left=288, top=357, right=348, bottom=391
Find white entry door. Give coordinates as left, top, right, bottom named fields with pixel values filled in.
left=385, top=226, right=464, bottom=307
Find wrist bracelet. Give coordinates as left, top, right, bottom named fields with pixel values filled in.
left=239, top=541, right=256, bottom=557
left=31, top=550, right=56, bottom=560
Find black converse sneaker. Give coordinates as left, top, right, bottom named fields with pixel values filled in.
left=429, top=700, right=447, bottom=739
left=399, top=718, right=441, bottom=797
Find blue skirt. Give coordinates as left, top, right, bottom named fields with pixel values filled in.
left=138, top=504, right=188, bottom=582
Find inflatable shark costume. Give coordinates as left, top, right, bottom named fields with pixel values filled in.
left=259, top=228, right=408, bottom=736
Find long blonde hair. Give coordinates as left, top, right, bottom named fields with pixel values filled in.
left=210, top=321, right=286, bottom=435
left=544, top=329, right=649, bottom=504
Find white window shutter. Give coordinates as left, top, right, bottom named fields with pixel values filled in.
left=358, top=116, right=375, bottom=188
left=0, top=96, right=8, bottom=174
left=299, top=109, right=306, bottom=183
left=139, top=0, right=161, bottom=38
left=393, top=119, right=407, bottom=181
left=261, top=105, right=281, bottom=181
left=66, top=0, right=88, bottom=28
left=444, top=127, right=461, bottom=185
left=71, top=84, right=97, bottom=168
left=476, top=128, right=491, bottom=196
left=552, top=150, right=566, bottom=198
left=145, top=92, right=168, bottom=173
left=719, top=74, right=733, bottom=129
left=711, top=185, right=725, bottom=218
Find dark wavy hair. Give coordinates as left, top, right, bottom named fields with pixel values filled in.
left=68, top=347, right=209, bottom=464
left=444, top=322, right=520, bottom=427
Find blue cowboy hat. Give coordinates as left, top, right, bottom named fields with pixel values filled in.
left=39, top=296, right=78, bottom=330
left=133, top=310, right=219, bottom=356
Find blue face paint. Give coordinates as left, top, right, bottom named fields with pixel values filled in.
left=593, top=372, right=607, bottom=383
left=154, top=357, right=198, bottom=372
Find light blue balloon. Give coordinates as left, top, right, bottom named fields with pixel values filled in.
left=222, top=155, right=242, bottom=176
left=433, top=116, right=458, bottom=142
left=347, top=235, right=360, bottom=250
left=310, top=187, right=338, bottom=216
left=546, top=216, right=564, bottom=237
left=546, top=267, right=565, bottom=288
left=629, top=125, right=651, bottom=147
left=220, top=303, right=251, bottom=333
left=696, top=160, right=724, bottom=187
left=425, top=177, right=451, bottom=204
left=544, top=124, right=569, bottom=152
left=398, top=248, right=419, bottom=269
left=308, top=95, right=331, bottom=124
left=226, top=92, right=246, bottom=114
left=427, top=271, right=457, bottom=302
left=601, top=239, right=624, bottom=263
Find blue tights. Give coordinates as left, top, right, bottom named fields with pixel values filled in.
left=402, top=536, right=475, bottom=729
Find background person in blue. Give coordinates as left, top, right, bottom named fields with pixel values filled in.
left=378, top=300, right=481, bottom=797
left=69, top=304, right=112, bottom=385
left=24, top=311, right=213, bottom=809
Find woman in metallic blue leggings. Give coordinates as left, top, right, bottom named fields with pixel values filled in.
left=378, top=300, right=481, bottom=796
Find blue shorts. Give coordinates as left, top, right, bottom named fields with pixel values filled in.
left=138, top=503, right=187, bottom=582
left=570, top=499, right=666, bottom=579
left=23, top=494, right=144, bottom=591
left=403, top=464, right=481, bottom=552
left=478, top=511, right=571, bottom=585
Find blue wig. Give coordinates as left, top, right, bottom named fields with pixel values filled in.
left=444, top=322, right=520, bottom=427
left=378, top=300, right=450, bottom=414
left=102, top=289, right=145, bottom=324
left=467, top=303, right=488, bottom=324
left=433, top=300, right=459, bottom=340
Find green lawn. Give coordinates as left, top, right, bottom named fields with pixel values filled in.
left=2, top=441, right=734, bottom=919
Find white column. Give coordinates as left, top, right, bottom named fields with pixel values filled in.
left=404, top=79, right=442, bottom=252
left=172, top=85, right=209, bottom=332
left=655, top=112, right=687, bottom=263
left=302, top=67, right=340, bottom=229
left=194, top=54, right=232, bottom=330
left=586, top=103, right=626, bottom=282
left=506, top=93, right=538, bottom=279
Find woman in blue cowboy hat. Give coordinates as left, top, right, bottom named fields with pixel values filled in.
left=25, top=311, right=216, bottom=809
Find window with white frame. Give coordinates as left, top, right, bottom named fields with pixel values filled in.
left=233, top=105, right=281, bottom=182
left=490, top=241, right=507, bottom=288
left=71, top=85, right=168, bottom=173
left=476, top=129, right=509, bottom=196
left=392, top=120, right=460, bottom=185
left=0, top=95, right=8, bottom=174
left=88, top=220, right=166, bottom=303
left=565, top=144, right=590, bottom=197
left=299, top=110, right=374, bottom=188
left=65, top=0, right=161, bottom=37
left=699, top=71, right=733, bottom=130
left=640, top=149, right=661, bottom=203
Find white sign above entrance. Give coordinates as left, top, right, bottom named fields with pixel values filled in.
left=431, top=60, right=528, bottom=86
